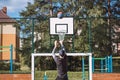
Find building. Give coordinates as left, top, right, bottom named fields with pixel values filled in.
left=0, top=7, right=19, bottom=60
left=112, top=24, right=120, bottom=54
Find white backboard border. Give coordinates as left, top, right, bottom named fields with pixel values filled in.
left=49, top=17, right=74, bottom=35
left=55, top=24, right=68, bottom=33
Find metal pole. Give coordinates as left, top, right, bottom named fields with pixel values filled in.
left=107, top=56, right=110, bottom=72
left=89, top=54, right=92, bottom=80
left=31, top=54, right=34, bottom=80
left=101, top=59, right=103, bottom=72
left=105, top=57, right=108, bottom=72
left=50, top=0, right=53, bottom=16
left=82, top=57, right=85, bottom=80
left=72, top=35, right=75, bottom=52
left=110, top=55, right=112, bottom=72
left=32, top=18, right=34, bottom=53
left=108, top=0, right=112, bottom=55
left=10, top=44, right=13, bottom=74
left=87, top=18, right=92, bottom=52
left=92, top=57, right=94, bottom=72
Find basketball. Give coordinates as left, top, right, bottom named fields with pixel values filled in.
left=57, top=12, right=63, bottom=18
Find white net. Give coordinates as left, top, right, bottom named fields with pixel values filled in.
left=57, top=30, right=66, bottom=41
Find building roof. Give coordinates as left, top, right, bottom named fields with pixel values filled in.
left=0, top=7, right=16, bottom=23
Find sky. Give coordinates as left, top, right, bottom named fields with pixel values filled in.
left=0, top=0, right=34, bottom=17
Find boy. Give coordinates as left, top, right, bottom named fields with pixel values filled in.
left=52, top=40, right=68, bottom=80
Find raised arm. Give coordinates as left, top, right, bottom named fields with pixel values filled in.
left=59, top=40, right=65, bottom=52
left=52, top=40, right=58, bottom=62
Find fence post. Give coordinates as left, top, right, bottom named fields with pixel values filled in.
left=92, top=57, right=94, bottom=72
left=109, top=55, right=112, bottom=72
left=101, top=59, right=104, bottom=72
left=82, top=57, right=85, bottom=80
left=111, top=55, right=113, bottom=72
left=10, top=44, right=13, bottom=74
left=108, top=56, right=111, bottom=72
left=105, top=57, right=108, bottom=72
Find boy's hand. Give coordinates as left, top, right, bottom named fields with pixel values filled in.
left=54, top=40, right=58, bottom=48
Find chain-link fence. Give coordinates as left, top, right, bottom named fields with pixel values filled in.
left=0, top=17, right=120, bottom=73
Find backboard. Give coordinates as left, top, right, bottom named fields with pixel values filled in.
left=49, top=17, right=73, bottom=35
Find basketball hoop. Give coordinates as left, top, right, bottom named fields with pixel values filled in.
left=57, top=30, right=66, bottom=41
left=49, top=18, right=73, bottom=35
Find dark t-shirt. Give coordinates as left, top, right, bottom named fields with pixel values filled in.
left=52, top=46, right=68, bottom=78
left=54, top=55, right=67, bottom=77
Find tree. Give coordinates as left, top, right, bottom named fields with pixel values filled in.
left=17, top=0, right=120, bottom=69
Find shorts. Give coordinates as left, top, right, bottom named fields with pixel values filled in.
left=55, top=75, right=68, bottom=80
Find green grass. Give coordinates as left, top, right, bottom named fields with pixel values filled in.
left=0, top=71, right=30, bottom=74
left=0, top=70, right=89, bottom=80
left=35, top=70, right=88, bottom=80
